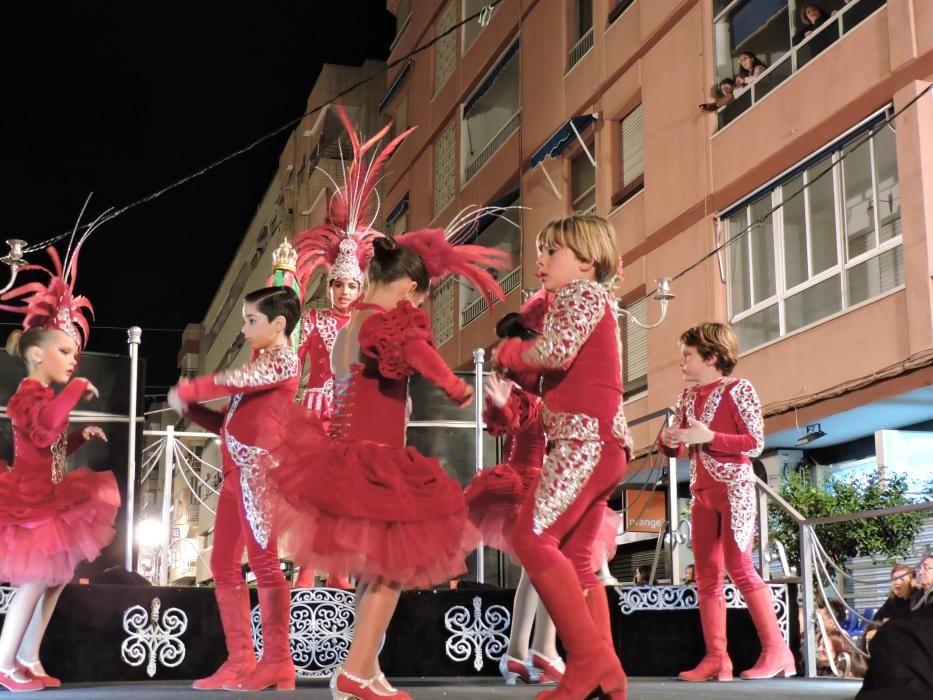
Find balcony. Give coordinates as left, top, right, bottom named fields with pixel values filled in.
left=461, top=266, right=522, bottom=327
left=715, top=0, right=886, bottom=129
left=567, top=28, right=594, bottom=72
left=464, top=112, right=520, bottom=183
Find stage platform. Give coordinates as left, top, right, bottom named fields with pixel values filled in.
left=22, top=677, right=862, bottom=699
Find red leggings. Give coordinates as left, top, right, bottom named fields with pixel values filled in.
left=211, top=473, right=286, bottom=589
left=513, top=441, right=626, bottom=590
left=691, top=483, right=767, bottom=601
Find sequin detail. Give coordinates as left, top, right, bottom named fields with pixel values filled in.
left=684, top=379, right=759, bottom=551
left=612, top=398, right=633, bottom=457
left=533, top=439, right=602, bottom=534
left=50, top=433, right=66, bottom=485
left=299, top=378, right=334, bottom=412
left=316, top=310, right=340, bottom=354
left=216, top=345, right=298, bottom=389
left=223, top=394, right=273, bottom=548
left=541, top=405, right=599, bottom=442
left=524, top=280, right=606, bottom=369
left=730, top=379, right=764, bottom=457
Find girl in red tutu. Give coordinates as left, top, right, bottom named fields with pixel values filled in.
left=269, top=226, right=508, bottom=700
left=494, top=214, right=632, bottom=700
left=0, top=244, right=120, bottom=692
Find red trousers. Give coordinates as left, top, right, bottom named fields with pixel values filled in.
left=691, top=482, right=766, bottom=601
left=513, top=441, right=626, bottom=591
left=211, top=473, right=286, bottom=589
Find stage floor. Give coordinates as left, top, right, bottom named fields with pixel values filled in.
left=37, top=677, right=861, bottom=699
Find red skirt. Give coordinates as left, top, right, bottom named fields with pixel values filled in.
left=268, top=407, right=479, bottom=589
left=0, top=467, right=120, bottom=586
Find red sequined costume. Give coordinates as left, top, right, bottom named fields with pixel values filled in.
left=295, top=307, right=350, bottom=429
left=269, top=301, right=480, bottom=588
left=661, top=377, right=793, bottom=680
left=178, top=344, right=299, bottom=690
left=496, top=278, right=631, bottom=698
left=0, top=378, right=120, bottom=586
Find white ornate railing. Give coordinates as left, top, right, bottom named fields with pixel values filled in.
left=567, top=28, right=594, bottom=72
left=464, top=112, right=521, bottom=183
left=460, top=266, right=521, bottom=327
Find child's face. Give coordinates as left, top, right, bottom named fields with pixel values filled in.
left=32, top=329, right=78, bottom=384
left=535, top=243, right=593, bottom=292
left=679, top=343, right=719, bottom=383
left=241, top=301, right=285, bottom=351
left=329, top=277, right=362, bottom=312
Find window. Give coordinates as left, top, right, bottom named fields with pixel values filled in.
left=461, top=40, right=520, bottom=183
left=433, top=123, right=457, bottom=218
left=726, top=114, right=903, bottom=352
left=434, top=2, right=457, bottom=93
left=608, top=0, right=636, bottom=25
left=393, top=95, right=409, bottom=139
left=571, top=142, right=596, bottom=214
left=568, top=0, right=594, bottom=71
left=621, top=297, right=648, bottom=398
left=462, top=0, right=491, bottom=52
left=614, top=104, right=644, bottom=205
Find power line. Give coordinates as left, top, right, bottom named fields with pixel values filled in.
left=19, top=1, right=503, bottom=255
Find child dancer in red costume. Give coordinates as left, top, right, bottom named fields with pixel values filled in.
left=169, top=286, right=301, bottom=691
left=0, top=244, right=120, bottom=692
left=494, top=214, right=632, bottom=700
left=466, top=292, right=564, bottom=686
left=268, top=225, right=508, bottom=700
left=659, top=323, right=795, bottom=681
left=289, top=106, right=412, bottom=592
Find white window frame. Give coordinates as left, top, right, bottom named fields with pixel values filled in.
left=725, top=109, right=903, bottom=353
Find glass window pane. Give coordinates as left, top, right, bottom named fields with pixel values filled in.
left=574, top=189, right=595, bottom=214
left=785, top=275, right=842, bottom=333
left=728, top=210, right=751, bottom=314
left=873, top=126, right=901, bottom=243
left=847, top=245, right=904, bottom=306
left=843, top=138, right=874, bottom=259
left=807, top=157, right=838, bottom=274
left=734, top=304, right=780, bottom=353
left=571, top=148, right=595, bottom=201
left=749, top=196, right=776, bottom=303
left=782, top=174, right=808, bottom=288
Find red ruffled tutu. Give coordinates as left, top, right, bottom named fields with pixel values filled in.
left=465, top=464, right=537, bottom=554
left=269, top=405, right=479, bottom=589
left=0, top=466, right=120, bottom=586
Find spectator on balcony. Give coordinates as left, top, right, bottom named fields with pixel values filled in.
left=634, top=564, right=653, bottom=585
left=699, top=78, right=735, bottom=112
left=793, top=2, right=830, bottom=44
left=735, top=52, right=767, bottom=87
left=684, top=564, right=696, bottom=585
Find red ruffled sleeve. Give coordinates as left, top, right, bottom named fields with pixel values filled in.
left=483, top=388, right=537, bottom=438
left=7, top=378, right=88, bottom=448
left=358, top=301, right=434, bottom=378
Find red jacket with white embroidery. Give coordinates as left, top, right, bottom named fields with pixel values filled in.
left=658, top=377, right=764, bottom=550
left=295, top=308, right=350, bottom=419
left=495, top=279, right=631, bottom=456
left=178, top=344, right=300, bottom=478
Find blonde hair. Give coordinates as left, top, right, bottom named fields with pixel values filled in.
left=680, top=322, right=740, bottom=375
left=5, top=327, right=54, bottom=368
left=536, top=214, right=620, bottom=283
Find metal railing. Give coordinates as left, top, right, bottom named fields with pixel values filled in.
left=754, top=476, right=933, bottom=677
left=463, top=112, right=520, bottom=183
left=567, top=28, right=594, bottom=72
left=718, top=0, right=886, bottom=129
left=460, top=266, right=521, bottom=327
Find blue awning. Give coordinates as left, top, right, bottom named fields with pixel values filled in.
left=386, top=193, right=409, bottom=225
left=379, top=60, right=413, bottom=113
left=463, top=39, right=519, bottom=117
left=529, top=115, right=595, bottom=167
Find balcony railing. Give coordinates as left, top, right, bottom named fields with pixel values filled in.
left=461, top=266, right=522, bottom=327
left=717, top=0, right=886, bottom=129
left=567, top=28, right=594, bottom=72
left=463, top=112, right=521, bottom=183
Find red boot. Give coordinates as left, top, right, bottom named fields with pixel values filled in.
left=584, top=584, right=622, bottom=699
left=740, top=587, right=796, bottom=679
left=224, top=585, right=296, bottom=691
left=193, top=584, right=256, bottom=690
left=678, top=596, right=733, bottom=682
left=524, top=566, right=626, bottom=700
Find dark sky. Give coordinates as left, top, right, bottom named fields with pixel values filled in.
left=0, top=1, right=395, bottom=395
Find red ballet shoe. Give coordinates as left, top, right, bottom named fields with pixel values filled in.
left=16, top=659, right=60, bottom=688
left=0, top=667, right=44, bottom=692
left=330, top=668, right=411, bottom=699
left=529, top=650, right=565, bottom=683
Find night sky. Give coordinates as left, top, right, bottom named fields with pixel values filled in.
left=0, top=1, right=395, bottom=396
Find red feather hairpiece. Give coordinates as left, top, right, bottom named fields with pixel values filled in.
left=292, top=105, right=416, bottom=293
